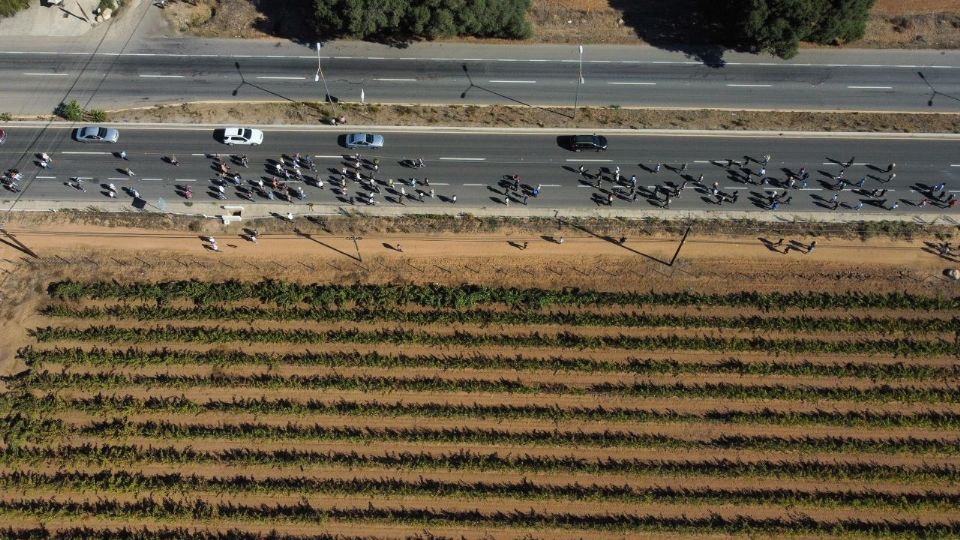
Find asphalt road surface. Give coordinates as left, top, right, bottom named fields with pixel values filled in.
left=1, top=126, right=958, bottom=216
left=1, top=40, right=959, bottom=114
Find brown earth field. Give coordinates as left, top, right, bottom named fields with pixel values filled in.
left=0, top=211, right=958, bottom=538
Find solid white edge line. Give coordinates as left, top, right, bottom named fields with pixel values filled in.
left=23, top=72, right=68, bottom=76
left=566, top=159, right=611, bottom=162
left=607, top=82, right=657, bottom=85
left=847, top=86, right=893, bottom=89
left=727, top=84, right=773, bottom=87
left=139, top=74, right=186, bottom=79
left=373, top=78, right=417, bottom=82
left=438, top=157, right=486, bottom=161
left=61, top=151, right=110, bottom=155
left=462, top=183, right=484, bottom=186
left=35, top=176, right=56, bottom=179
left=487, top=80, right=536, bottom=84
left=255, top=76, right=306, bottom=80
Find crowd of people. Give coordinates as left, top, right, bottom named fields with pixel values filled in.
left=4, top=150, right=957, bottom=212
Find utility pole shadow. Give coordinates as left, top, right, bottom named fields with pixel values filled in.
left=460, top=64, right=574, bottom=119
left=294, top=228, right=360, bottom=262
left=561, top=219, right=672, bottom=266
left=0, top=229, right=39, bottom=259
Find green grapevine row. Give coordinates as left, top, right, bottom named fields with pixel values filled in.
left=0, top=470, right=955, bottom=510
left=1, top=444, right=954, bottom=482
left=66, top=418, right=960, bottom=454
left=39, top=304, right=960, bottom=335
left=46, top=280, right=960, bottom=312
left=0, top=497, right=957, bottom=535
left=0, top=528, right=367, bottom=540
left=11, top=394, right=960, bottom=429
left=25, top=347, right=960, bottom=381
left=22, top=371, right=960, bottom=404
left=29, top=326, right=960, bottom=357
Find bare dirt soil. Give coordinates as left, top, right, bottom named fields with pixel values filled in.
left=103, top=101, right=960, bottom=133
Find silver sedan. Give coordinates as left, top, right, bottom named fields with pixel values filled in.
left=74, top=126, right=120, bottom=143
left=345, top=133, right=384, bottom=149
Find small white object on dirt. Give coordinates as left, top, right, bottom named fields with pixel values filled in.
left=947, top=269, right=960, bottom=281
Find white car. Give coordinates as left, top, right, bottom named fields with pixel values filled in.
left=219, top=127, right=263, bottom=146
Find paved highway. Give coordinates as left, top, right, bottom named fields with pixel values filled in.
left=1, top=126, right=958, bottom=217
left=1, top=40, right=959, bottom=114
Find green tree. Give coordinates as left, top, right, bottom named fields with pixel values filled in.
left=313, top=0, right=530, bottom=40
left=716, top=0, right=875, bottom=58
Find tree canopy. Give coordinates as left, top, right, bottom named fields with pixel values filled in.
left=313, top=0, right=532, bottom=41
left=712, top=0, right=876, bottom=58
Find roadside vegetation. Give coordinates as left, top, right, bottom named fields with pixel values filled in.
left=101, top=101, right=960, bottom=135
left=0, top=0, right=27, bottom=18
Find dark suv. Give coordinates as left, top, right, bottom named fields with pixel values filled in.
left=570, top=134, right=608, bottom=152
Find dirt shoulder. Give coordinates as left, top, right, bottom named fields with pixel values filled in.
left=100, top=101, right=960, bottom=134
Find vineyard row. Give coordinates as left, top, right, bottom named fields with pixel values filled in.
left=21, top=371, right=960, bottom=404
left=11, top=394, right=960, bottom=429
left=39, top=304, right=960, bottom=335
left=26, top=347, right=960, bottom=381
left=0, top=497, right=956, bottom=535
left=29, top=326, right=960, bottom=357
left=0, top=470, right=956, bottom=510
left=2, top=444, right=954, bottom=482
left=16, top=417, right=959, bottom=455
left=46, top=280, right=960, bottom=311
